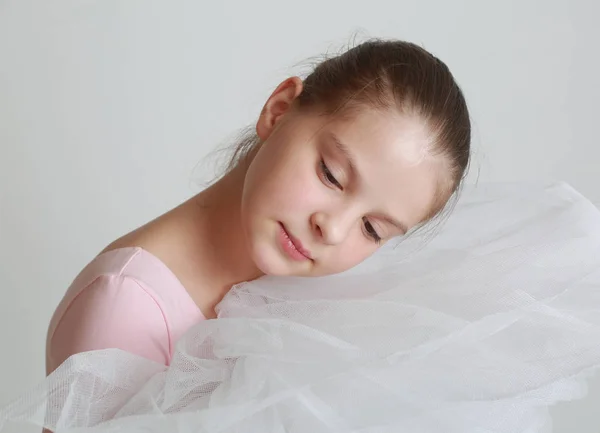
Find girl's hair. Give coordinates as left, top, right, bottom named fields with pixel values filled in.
left=224, top=38, right=471, bottom=222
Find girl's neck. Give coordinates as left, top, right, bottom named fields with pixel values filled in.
left=101, top=161, right=262, bottom=318
left=180, top=163, right=264, bottom=311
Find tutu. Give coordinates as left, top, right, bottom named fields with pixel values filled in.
left=2, top=182, right=600, bottom=433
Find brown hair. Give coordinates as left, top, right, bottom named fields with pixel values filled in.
left=224, top=38, right=470, bottom=223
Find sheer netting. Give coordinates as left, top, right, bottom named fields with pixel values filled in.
left=2, top=182, right=600, bottom=433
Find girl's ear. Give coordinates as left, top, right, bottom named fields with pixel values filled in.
left=256, top=77, right=303, bottom=140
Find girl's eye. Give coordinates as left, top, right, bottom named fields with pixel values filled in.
left=320, top=160, right=342, bottom=189
left=363, top=218, right=382, bottom=244
left=319, top=159, right=381, bottom=244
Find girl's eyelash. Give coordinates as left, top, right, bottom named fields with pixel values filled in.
left=319, top=160, right=342, bottom=189
left=363, top=218, right=382, bottom=244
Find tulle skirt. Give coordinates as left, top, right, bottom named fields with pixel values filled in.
left=2, top=182, right=600, bottom=433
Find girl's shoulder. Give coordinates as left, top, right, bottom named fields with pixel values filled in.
left=46, top=246, right=206, bottom=372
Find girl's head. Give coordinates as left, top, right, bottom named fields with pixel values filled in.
left=234, top=39, right=470, bottom=277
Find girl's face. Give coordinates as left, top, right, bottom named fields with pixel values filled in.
left=241, top=78, right=445, bottom=277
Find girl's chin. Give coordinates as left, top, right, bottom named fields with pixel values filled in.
left=250, top=241, right=309, bottom=277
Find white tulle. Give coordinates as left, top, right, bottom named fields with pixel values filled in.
left=2, top=182, right=600, bottom=433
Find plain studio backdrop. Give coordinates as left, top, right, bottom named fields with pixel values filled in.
left=1, top=0, right=599, bottom=431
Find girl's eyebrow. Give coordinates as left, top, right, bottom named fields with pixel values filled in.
left=379, top=215, right=408, bottom=235
left=327, top=132, right=357, bottom=176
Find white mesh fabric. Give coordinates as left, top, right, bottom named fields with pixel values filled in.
left=2, top=182, right=600, bottom=433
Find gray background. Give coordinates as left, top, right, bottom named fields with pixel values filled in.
left=1, top=0, right=598, bottom=431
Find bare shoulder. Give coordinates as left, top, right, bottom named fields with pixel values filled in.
left=100, top=200, right=187, bottom=256
left=100, top=224, right=155, bottom=255
left=96, top=195, right=220, bottom=319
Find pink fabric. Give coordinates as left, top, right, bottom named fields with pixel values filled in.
left=46, top=247, right=205, bottom=373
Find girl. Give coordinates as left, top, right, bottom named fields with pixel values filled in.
left=45, top=38, right=470, bottom=374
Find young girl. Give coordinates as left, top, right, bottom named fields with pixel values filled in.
left=46, top=39, right=471, bottom=373
left=5, top=39, right=600, bottom=433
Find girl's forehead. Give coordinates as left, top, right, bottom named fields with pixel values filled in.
left=323, top=108, right=433, bottom=166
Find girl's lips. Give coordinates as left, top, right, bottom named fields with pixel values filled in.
left=279, top=223, right=312, bottom=261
